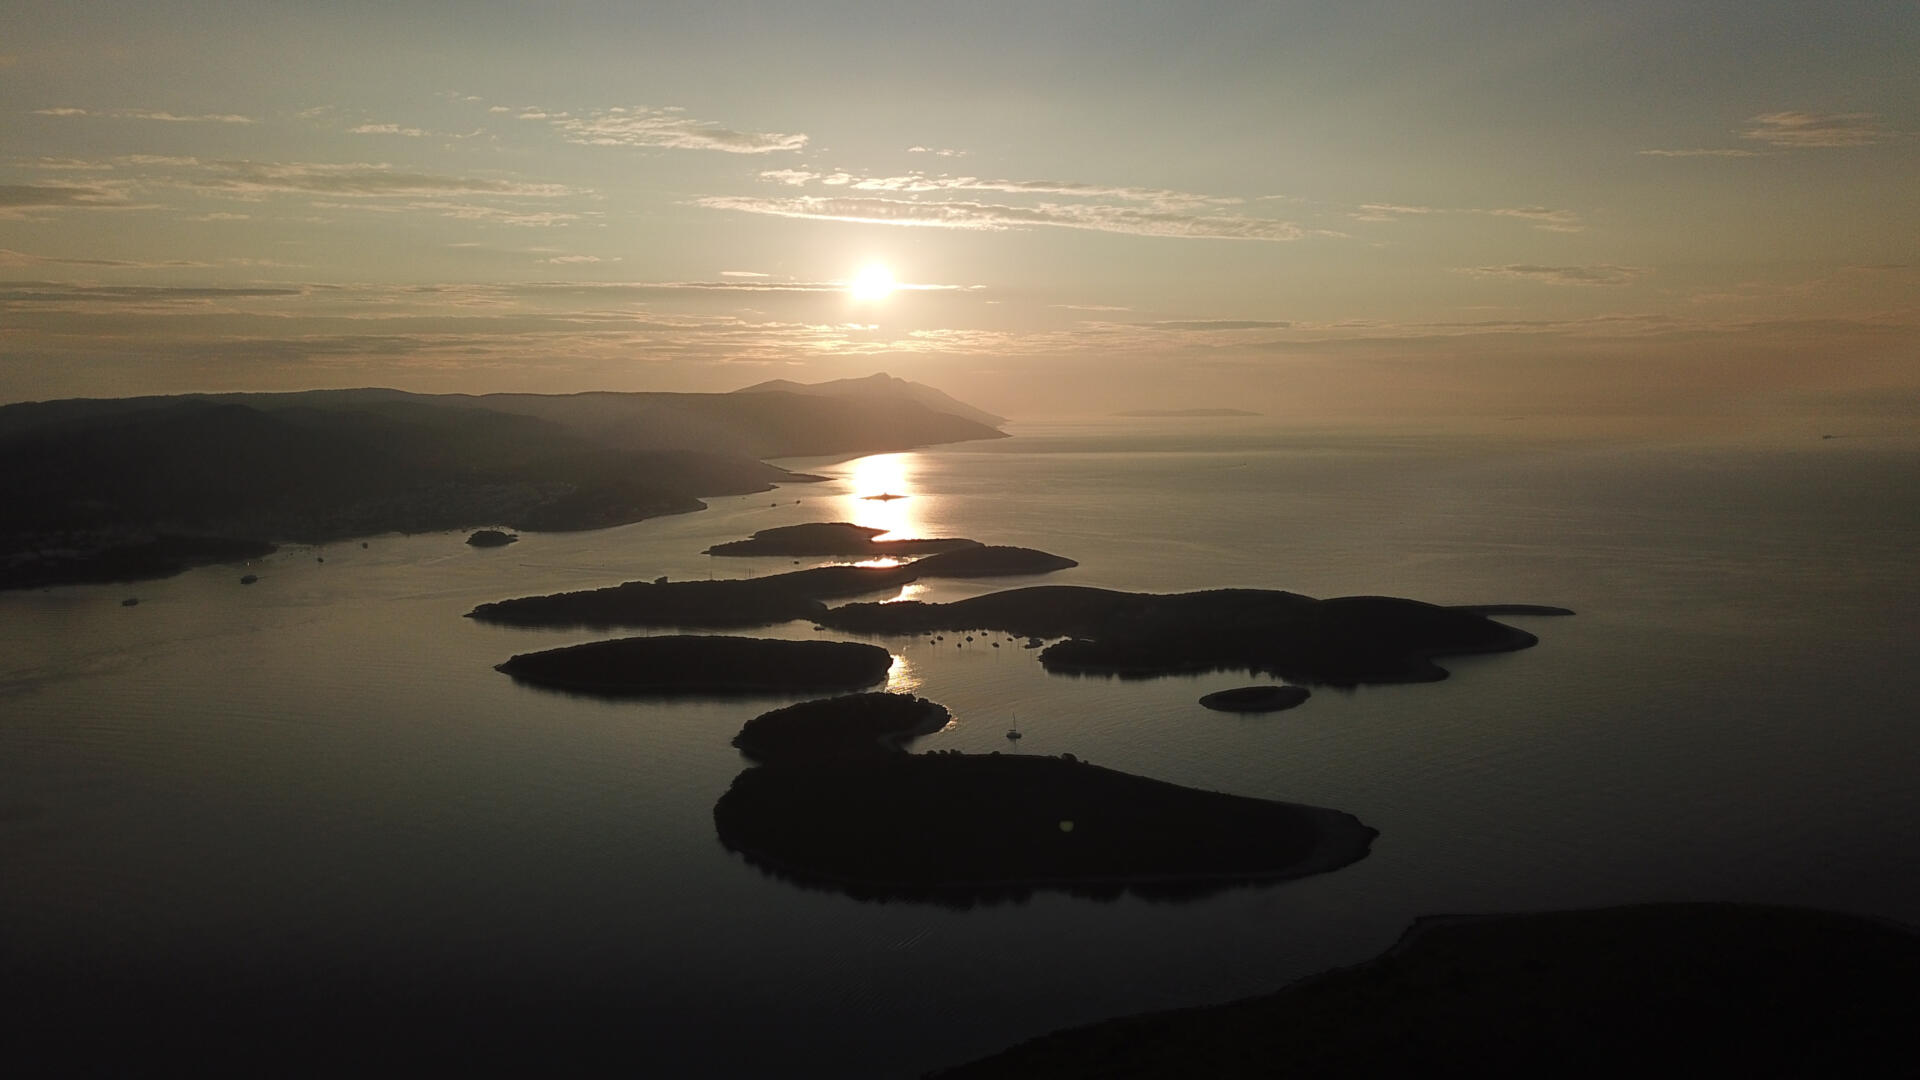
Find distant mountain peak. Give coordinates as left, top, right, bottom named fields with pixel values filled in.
left=732, top=371, right=1004, bottom=427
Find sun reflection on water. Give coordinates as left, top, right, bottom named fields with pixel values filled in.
left=884, top=652, right=921, bottom=693
left=845, top=452, right=922, bottom=539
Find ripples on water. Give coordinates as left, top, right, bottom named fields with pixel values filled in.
left=3, top=422, right=1917, bottom=1075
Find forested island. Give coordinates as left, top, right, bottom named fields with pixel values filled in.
left=0, top=377, right=1005, bottom=589
left=467, top=533, right=1076, bottom=629
left=731, top=692, right=952, bottom=763
left=704, top=522, right=978, bottom=557
left=468, top=564, right=919, bottom=629
left=820, top=586, right=1538, bottom=685
left=494, top=634, right=895, bottom=695
left=713, top=751, right=1376, bottom=904
left=935, top=903, right=1920, bottom=1077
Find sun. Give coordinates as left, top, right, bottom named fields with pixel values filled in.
left=849, top=262, right=896, bottom=301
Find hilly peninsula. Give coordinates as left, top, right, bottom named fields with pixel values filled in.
left=0, top=380, right=1005, bottom=589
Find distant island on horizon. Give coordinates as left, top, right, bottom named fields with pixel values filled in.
left=1114, top=408, right=1263, bottom=418
left=0, top=374, right=1005, bottom=590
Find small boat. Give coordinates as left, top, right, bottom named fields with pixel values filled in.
left=239, top=574, right=258, bottom=585
left=1006, top=713, right=1022, bottom=741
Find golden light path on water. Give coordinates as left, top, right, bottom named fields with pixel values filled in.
left=842, top=452, right=922, bottom=539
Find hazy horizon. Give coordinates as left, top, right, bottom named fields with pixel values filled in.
left=3, top=2, right=1915, bottom=423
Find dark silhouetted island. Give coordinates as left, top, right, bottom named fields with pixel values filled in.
left=731, top=692, right=950, bottom=763
left=713, top=752, right=1374, bottom=904
left=819, top=586, right=1545, bottom=686
left=932, top=903, right=1920, bottom=1078
left=494, top=634, right=894, bottom=695
left=465, top=529, right=519, bottom=547
left=0, top=534, right=275, bottom=591
left=703, top=522, right=978, bottom=557
left=468, top=564, right=918, bottom=629
left=1198, top=685, right=1310, bottom=712
left=906, top=545, right=1079, bottom=577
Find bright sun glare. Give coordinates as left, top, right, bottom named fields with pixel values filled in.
left=850, top=263, right=896, bottom=301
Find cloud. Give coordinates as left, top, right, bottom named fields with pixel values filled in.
left=1133, top=319, right=1292, bottom=331
left=697, top=195, right=1302, bottom=242
left=1355, top=203, right=1584, bottom=232
left=0, top=249, right=213, bottom=269
left=755, top=169, right=1235, bottom=207
left=544, top=106, right=807, bottom=153
left=178, top=161, right=579, bottom=199
left=348, top=123, right=428, bottom=137
left=34, top=107, right=256, bottom=123
left=1458, top=264, right=1650, bottom=286
left=1638, top=148, right=1762, bottom=158
left=719, top=270, right=770, bottom=278
left=907, top=146, right=968, bottom=157
left=1741, top=111, right=1889, bottom=148
left=0, top=182, right=133, bottom=218
left=540, top=255, right=618, bottom=264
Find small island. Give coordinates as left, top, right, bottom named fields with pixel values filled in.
left=731, top=692, right=951, bottom=763
left=704, top=522, right=977, bottom=557
left=906, top=545, right=1079, bottom=578
left=495, top=634, right=895, bottom=695
left=465, top=529, right=520, bottom=548
left=1198, top=685, right=1310, bottom=713
left=713, top=752, right=1376, bottom=903
left=933, top=903, right=1920, bottom=1077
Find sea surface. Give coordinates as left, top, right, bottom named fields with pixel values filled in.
left=4, top=419, right=1917, bottom=1075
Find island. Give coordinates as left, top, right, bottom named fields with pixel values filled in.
left=906, top=545, right=1079, bottom=577
left=703, top=522, right=977, bottom=557
left=467, top=564, right=918, bottom=628
left=713, top=751, right=1376, bottom=904
left=494, top=634, right=895, bottom=695
left=1198, top=685, right=1310, bottom=712
left=465, top=529, right=519, bottom=548
left=468, top=543, right=1077, bottom=629
left=0, top=534, right=276, bottom=591
left=932, top=902, right=1920, bottom=1077
left=731, top=692, right=951, bottom=763
left=818, top=586, right=1545, bottom=686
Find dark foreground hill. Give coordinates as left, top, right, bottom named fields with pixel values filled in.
left=933, top=903, right=1920, bottom=1078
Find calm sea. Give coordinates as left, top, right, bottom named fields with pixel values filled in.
left=4, top=419, right=1917, bottom=1075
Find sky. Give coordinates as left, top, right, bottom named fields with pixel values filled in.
left=2, top=1, right=1915, bottom=421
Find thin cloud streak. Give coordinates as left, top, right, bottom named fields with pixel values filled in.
left=1459, top=264, right=1650, bottom=287
left=545, top=106, right=807, bottom=153
left=756, top=169, right=1236, bottom=207
left=696, top=195, right=1303, bottom=242
left=1742, top=111, right=1890, bottom=148
left=34, top=107, right=257, bottom=123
